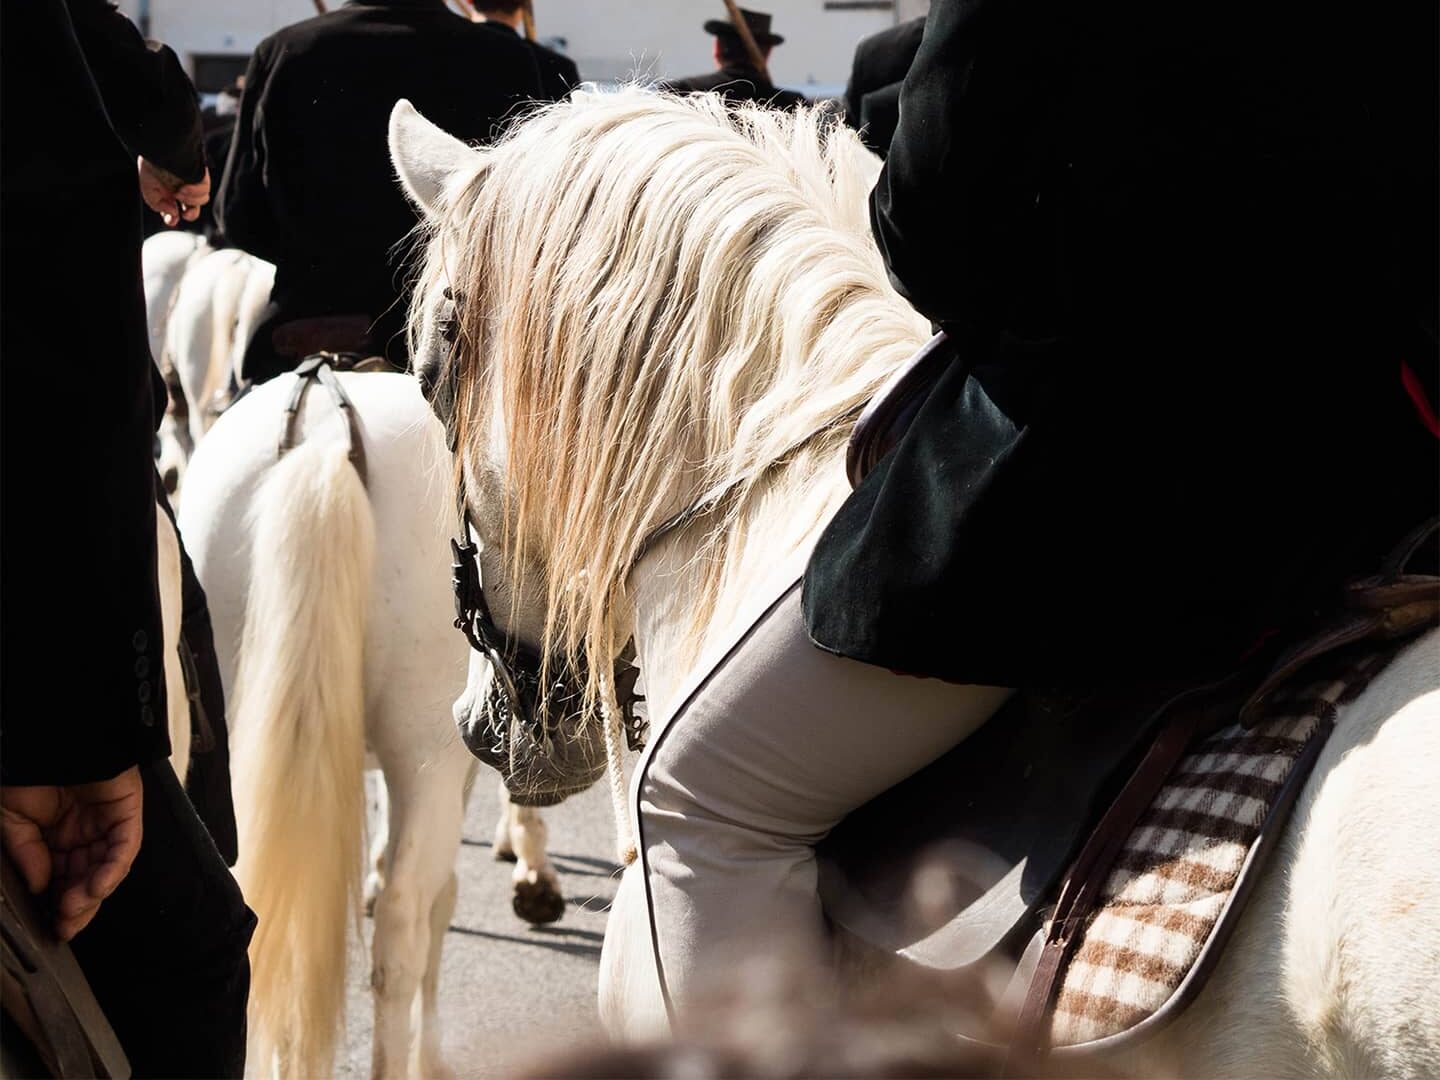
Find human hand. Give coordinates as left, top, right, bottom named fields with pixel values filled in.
left=1, top=767, right=144, bottom=941
left=138, top=158, right=210, bottom=227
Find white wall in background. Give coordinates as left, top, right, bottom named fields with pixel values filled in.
left=116, top=0, right=923, bottom=98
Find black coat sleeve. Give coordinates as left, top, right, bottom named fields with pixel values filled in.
left=65, top=0, right=204, bottom=182
left=869, top=0, right=1062, bottom=330
left=215, top=42, right=284, bottom=264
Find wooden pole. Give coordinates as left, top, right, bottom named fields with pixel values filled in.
left=311, top=0, right=327, bottom=13
left=521, top=0, right=536, bottom=41
left=721, top=0, right=770, bottom=82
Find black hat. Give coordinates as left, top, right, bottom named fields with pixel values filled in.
left=702, top=8, right=784, bottom=48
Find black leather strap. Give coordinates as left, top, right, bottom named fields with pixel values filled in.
left=277, top=353, right=372, bottom=487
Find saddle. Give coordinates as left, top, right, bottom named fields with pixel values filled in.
left=821, top=576, right=1435, bottom=1064
left=824, top=336, right=1440, bottom=1065
left=846, top=331, right=958, bottom=487
left=270, top=314, right=374, bottom=361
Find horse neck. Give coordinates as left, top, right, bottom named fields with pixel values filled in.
left=628, top=441, right=852, bottom=718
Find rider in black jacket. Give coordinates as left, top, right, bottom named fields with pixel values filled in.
left=806, top=0, right=1439, bottom=690
left=219, top=0, right=573, bottom=382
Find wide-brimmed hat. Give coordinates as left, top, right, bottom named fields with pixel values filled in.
left=702, top=8, right=784, bottom=48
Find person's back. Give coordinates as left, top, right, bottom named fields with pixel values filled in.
left=219, top=0, right=558, bottom=379
left=842, top=16, right=923, bottom=157
left=661, top=7, right=807, bottom=111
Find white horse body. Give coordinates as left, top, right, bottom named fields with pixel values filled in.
left=177, top=370, right=565, bottom=1077
left=392, top=90, right=1440, bottom=1077
left=178, top=373, right=470, bottom=1078
left=142, top=231, right=211, bottom=489
left=142, top=230, right=209, bottom=365
left=163, top=248, right=257, bottom=448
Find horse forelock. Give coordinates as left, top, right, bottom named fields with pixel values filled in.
left=412, top=87, right=929, bottom=715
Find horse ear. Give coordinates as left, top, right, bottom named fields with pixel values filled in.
left=389, top=99, right=482, bottom=217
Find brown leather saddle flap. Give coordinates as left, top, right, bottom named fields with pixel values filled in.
left=270, top=314, right=373, bottom=360
left=845, top=331, right=960, bottom=487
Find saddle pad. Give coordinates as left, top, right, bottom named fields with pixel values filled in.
left=1046, top=644, right=1397, bottom=1050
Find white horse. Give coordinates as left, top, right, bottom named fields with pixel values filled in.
left=391, top=90, right=1440, bottom=1077
left=143, top=237, right=275, bottom=498
left=142, top=231, right=210, bottom=489
left=163, top=247, right=272, bottom=450
left=175, top=369, right=563, bottom=1078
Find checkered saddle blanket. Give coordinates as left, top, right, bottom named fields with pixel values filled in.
left=1044, top=643, right=1398, bottom=1050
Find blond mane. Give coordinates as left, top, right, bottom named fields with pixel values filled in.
left=412, top=88, right=928, bottom=713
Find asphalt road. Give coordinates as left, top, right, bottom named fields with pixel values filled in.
left=339, top=775, right=624, bottom=1078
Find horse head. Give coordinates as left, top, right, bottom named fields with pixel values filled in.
left=390, top=89, right=927, bottom=719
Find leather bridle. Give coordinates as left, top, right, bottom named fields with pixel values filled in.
left=448, top=502, right=647, bottom=754
left=432, top=285, right=646, bottom=752
left=427, top=282, right=849, bottom=755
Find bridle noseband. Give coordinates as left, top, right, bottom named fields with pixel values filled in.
left=448, top=499, right=648, bottom=756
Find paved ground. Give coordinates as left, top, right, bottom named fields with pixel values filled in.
left=339, top=776, right=624, bottom=1078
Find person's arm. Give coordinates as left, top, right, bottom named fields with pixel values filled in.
left=216, top=43, right=285, bottom=264
left=64, top=0, right=203, bottom=182
left=869, top=0, right=1063, bottom=330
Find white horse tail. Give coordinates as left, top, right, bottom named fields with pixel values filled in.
left=154, top=503, right=191, bottom=784
left=231, top=438, right=374, bottom=1079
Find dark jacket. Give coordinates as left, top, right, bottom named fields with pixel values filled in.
left=663, top=64, right=808, bottom=110
left=494, top=21, right=581, bottom=98
left=805, top=0, right=1439, bottom=690
left=1, top=0, right=203, bottom=783
left=217, top=0, right=568, bottom=376
left=842, top=16, right=923, bottom=157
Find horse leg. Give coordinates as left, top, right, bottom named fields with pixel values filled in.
left=417, top=870, right=459, bottom=1080
left=155, top=501, right=191, bottom=784
left=509, top=802, right=565, bottom=925
left=493, top=778, right=517, bottom=862
left=419, top=762, right=476, bottom=1079
left=369, top=754, right=468, bottom=1080
left=365, top=774, right=389, bottom=916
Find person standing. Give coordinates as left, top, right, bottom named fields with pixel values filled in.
left=0, top=1, right=254, bottom=1074
left=662, top=8, right=807, bottom=110
left=219, top=0, right=571, bottom=383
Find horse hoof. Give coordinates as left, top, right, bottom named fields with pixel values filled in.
left=494, top=847, right=518, bottom=864
left=513, top=879, right=565, bottom=925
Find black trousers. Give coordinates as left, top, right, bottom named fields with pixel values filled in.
left=69, top=760, right=255, bottom=1079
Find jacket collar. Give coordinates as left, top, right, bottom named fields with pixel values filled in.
left=718, top=63, right=773, bottom=89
